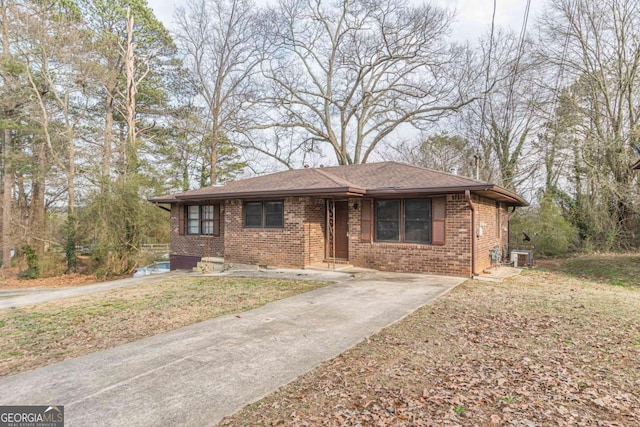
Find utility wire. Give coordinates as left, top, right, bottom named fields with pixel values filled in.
left=477, top=0, right=497, bottom=179
left=542, top=3, right=573, bottom=191
left=501, top=0, right=532, bottom=128
left=549, top=18, right=571, bottom=128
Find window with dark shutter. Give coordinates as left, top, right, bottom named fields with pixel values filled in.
left=244, top=202, right=263, bottom=228
left=187, top=205, right=200, bottom=234
left=201, top=205, right=215, bottom=235
left=373, top=198, right=443, bottom=245
left=184, top=204, right=220, bottom=235
left=375, top=200, right=401, bottom=241
left=404, top=199, right=431, bottom=243
left=264, top=201, right=284, bottom=228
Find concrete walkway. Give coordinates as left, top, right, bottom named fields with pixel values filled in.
left=0, top=271, right=193, bottom=309
left=0, top=272, right=464, bottom=427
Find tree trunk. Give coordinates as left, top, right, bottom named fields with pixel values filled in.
left=30, top=140, right=46, bottom=256
left=1, top=0, right=13, bottom=269
left=124, top=8, right=138, bottom=176
left=103, top=93, right=114, bottom=180
left=210, top=131, right=218, bottom=185
left=1, top=128, right=12, bottom=269
left=66, top=107, right=77, bottom=272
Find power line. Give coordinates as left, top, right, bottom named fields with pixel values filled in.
left=502, top=0, right=532, bottom=129
left=549, top=18, right=572, bottom=127
left=542, top=3, right=573, bottom=191
left=477, top=0, right=497, bottom=179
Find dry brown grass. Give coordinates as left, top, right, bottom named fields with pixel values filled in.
left=0, top=276, right=326, bottom=378
left=222, top=262, right=640, bottom=426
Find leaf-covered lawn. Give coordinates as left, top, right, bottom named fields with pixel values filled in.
left=541, top=253, right=640, bottom=287
left=0, top=272, right=103, bottom=289
left=0, top=277, right=326, bottom=378
left=222, top=257, right=640, bottom=426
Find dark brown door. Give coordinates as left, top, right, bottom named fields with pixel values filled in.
left=334, top=201, right=349, bottom=259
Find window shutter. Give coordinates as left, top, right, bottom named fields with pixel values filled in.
left=213, top=204, right=221, bottom=236
left=432, top=196, right=446, bottom=245
left=178, top=204, right=185, bottom=236
left=360, top=198, right=372, bottom=242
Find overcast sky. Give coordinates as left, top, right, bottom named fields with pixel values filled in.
left=146, top=0, right=543, bottom=44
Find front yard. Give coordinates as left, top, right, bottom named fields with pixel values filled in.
left=2, top=255, right=638, bottom=425
left=0, top=276, right=326, bottom=378
left=222, top=255, right=640, bottom=426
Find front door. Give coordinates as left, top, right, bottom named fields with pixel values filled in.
left=334, top=201, right=349, bottom=259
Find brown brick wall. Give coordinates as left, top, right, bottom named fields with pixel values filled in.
left=471, top=196, right=509, bottom=273
left=501, top=204, right=510, bottom=256
left=348, top=195, right=473, bottom=277
left=224, top=197, right=324, bottom=268
left=304, top=198, right=326, bottom=264
left=169, top=203, right=224, bottom=265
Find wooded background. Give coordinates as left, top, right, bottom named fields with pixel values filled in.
left=1, top=0, right=639, bottom=276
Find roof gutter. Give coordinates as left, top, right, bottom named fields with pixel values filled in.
left=153, top=203, right=171, bottom=212
left=485, top=185, right=529, bottom=206
left=465, top=190, right=479, bottom=277
left=151, top=184, right=527, bottom=206
left=175, top=186, right=367, bottom=201
left=367, top=184, right=528, bottom=206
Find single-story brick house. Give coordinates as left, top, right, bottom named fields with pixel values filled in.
left=150, top=162, right=527, bottom=277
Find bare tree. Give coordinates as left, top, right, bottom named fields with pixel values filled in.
left=174, top=0, right=260, bottom=184
left=257, top=0, right=476, bottom=166
left=452, top=28, right=550, bottom=191
left=540, top=0, right=640, bottom=248
left=153, top=81, right=248, bottom=191
left=391, top=132, right=476, bottom=177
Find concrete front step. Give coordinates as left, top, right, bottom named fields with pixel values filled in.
left=193, top=257, right=225, bottom=274
left=201, top=257, right=224, bottom=263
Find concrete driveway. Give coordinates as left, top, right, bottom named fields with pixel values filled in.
left=0, top=271, right=464, bottom=426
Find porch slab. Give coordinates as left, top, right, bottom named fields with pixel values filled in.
left=473, top=266, right=523, bottom=283
left=305, top=262, right=355, bottom=271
